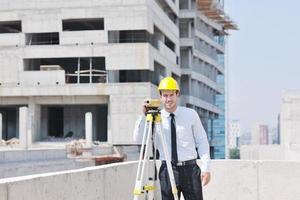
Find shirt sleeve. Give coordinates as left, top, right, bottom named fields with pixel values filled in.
left=191, top=111, right=211, bottom=172
left=133, top=115, right=146, bottom=143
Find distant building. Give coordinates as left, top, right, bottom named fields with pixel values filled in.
left=268, top=127, right=279, bottom=144
left=251, top=124, right=268, bottom=145
left=228, top=120, right=241, bottom=148
left=241, top=92, right=300, bottom=160
left=239, top=131, right=251, bottom=146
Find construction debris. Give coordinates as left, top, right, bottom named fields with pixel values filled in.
left=66, top=139, right=88, bottom=156
left=66, top=140, right=125, bottom=165
left=93, top=146, right=125, bottom=165
left=0, top=138, right=20, bottom=147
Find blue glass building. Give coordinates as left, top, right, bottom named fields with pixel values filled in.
left=212, top=53, right=226, bottom=159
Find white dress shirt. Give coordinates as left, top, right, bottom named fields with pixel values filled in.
left=133, top=106, right=211, bottom=172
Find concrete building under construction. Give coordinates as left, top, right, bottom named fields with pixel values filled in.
left=0, top=0, right=235, bottom=156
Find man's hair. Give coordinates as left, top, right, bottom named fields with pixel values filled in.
left=159, top=90, right=179, bottom=96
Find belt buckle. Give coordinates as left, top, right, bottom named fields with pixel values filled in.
left=176, top=161, right=183, bottom=166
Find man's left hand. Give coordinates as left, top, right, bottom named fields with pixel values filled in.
left=201, top=172, right=211, bottom=186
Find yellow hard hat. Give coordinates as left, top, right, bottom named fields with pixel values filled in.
left=158, top=77, right=180, bottom=91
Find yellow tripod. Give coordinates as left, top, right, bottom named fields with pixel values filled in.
left=133, top=110, right=179, bottom=200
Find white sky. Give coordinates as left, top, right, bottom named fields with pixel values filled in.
left=226, top=0, right=300, bottom=131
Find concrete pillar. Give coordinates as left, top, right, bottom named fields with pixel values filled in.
left=188, top=21, right=192, bottom=38
left=188, top=48, right=192, bottom=68
left=85, top=112, right=92, bottom=147
left=19, top=106, right=28, bottom=148
left=0, top=113, right=2, bottom=140
left=28, top=100, right=41, bottom=144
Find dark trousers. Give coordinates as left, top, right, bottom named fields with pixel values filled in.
left=159, top=161, right=203, bottom=200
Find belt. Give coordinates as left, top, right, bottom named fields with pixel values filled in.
left=162, top=159, right=197, bottom=167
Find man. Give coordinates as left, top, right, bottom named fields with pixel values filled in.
left=133, top=76, right=211, bottom=200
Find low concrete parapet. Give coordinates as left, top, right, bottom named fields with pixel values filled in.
left=0, top=161, right=137, bottom=200
left=1, top=160, right=300, bottom=200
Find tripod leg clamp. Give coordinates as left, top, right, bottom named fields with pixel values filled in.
left=172, top=187, right=178, bottom=194
left=144, top=185, right=156, bottom=191
left=133, top=188, right=143, bottom=195
left=146, top=114, right=153, bottom=122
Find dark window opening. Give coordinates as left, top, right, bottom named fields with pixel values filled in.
left=23, top=57, right=106, bottom=83
left=62, top=18, right=104, bottom=31
left=0, top=21, right=22, bottom=33
left=179, top=0, right=189, bottom=9
left=0, top=106, right=22, bottom=140
left=48, top=107, right=64, bottom=138
left=155, top=0, right=178, bottom=24
left=165, top=36, right=175, bottom=52
left=153, top=61, right=166, bottom=85
left=119, top=70, right=150, bottom=83
left=108, top=28, right=176, bottom=54
left=167, top=12, right=178, bottom=24
left=108, top=30, right=150, bottom=43
left=210, top=146, right=215, bottom=159
left=119, top=30, right=147, bottom=43
left=25, top=32, right=59, bottom=45
left=42, top=105, right=108, bottom=141
left=117, top=62, right=166, bottom=86
left=171, top=73, right=180, bottom=84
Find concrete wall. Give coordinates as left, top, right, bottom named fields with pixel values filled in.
left=0, top=159, right=93, bottom=179
left=204, top=160, right=300, bottom=200
left=1, top=160, right=300, bottom=200
left=0, top=162, right=137, bottom=200
left=240, top=145, right=285, bottom=160
left=0, top=149, right=94, bottom=179
left=0, top=149, right=67, bottom=163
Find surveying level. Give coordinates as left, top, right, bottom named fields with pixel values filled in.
left=133, top=108, right=179, bottom=200
left=144, top=99, right=161, bottom=110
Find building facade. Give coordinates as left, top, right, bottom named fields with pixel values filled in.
left=0, top=0, right=235, bottom=151
left=178, top=0, right=235, bottom=158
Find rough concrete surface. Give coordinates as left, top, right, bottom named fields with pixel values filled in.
left=1, top=160, right=300, bottom=200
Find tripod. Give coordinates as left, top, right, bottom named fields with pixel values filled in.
left=133, top=109, right=179, bottom=200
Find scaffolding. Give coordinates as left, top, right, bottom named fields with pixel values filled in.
left=197, top=0, right=237, bottom=32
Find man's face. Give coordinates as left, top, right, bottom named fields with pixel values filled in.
left=160, top=90, right=179, bottom=112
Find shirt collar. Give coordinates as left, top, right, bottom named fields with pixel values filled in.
left=161, top=106, right=180, bottom=118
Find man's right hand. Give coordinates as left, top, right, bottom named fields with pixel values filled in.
left=142, top=99, right=149, bottom=114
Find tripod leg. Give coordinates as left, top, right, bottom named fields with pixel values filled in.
left=133, top=115, right=154, bottom=200
left=135, top=120, right=150, bottom=182
left=156, top=123, right=179, bottom=200
left=146, top=122, right=157, bottom=200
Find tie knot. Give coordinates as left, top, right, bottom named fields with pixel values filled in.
left=170, top=113, right=175, bottom=118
